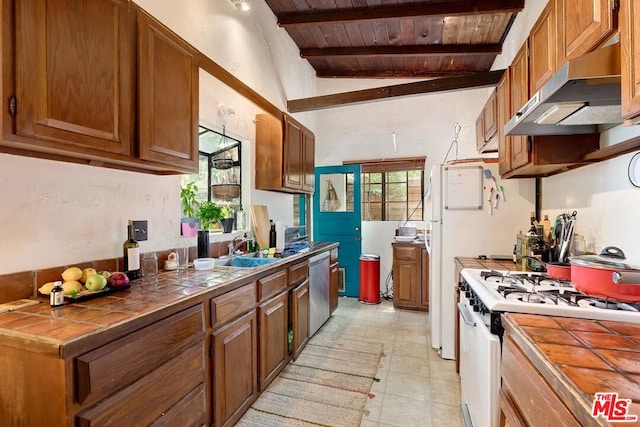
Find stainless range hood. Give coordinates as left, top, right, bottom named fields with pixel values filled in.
left=505, top=43, right=621, bottom=136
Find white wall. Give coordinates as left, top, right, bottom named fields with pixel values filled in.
left=0, top=0, right=316, bottom=274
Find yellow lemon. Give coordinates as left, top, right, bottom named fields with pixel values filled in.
left=61, top=267, right=82, bottom=282
left=80, top=268, right=97, bottom=283
left=62, top=280, right=84, bottom=296
left=38, top=282, right=56, bottom=296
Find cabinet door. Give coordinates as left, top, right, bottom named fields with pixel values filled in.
left=420, top=248, right=429, bottom=309
left=283, top=116, right=303, bottom=190
left=509, top=43, right=530, bottom=171
left=330, top=261, right=339, bottom=313
left=15, top=0, right=134, bottom=154
left=482, top=90, right=497, bottom=142
left=137, top=10, right=199, bottom=173
left=302, top=128, right=315, bottom=193
left=211, top=310, right=258, bottom=427
left=258, top=291, right=289, bottom=391
left=621, top=0, right=640, bottom=122
left=497, top=72, right=512, bottom=176
left=529, top=1, right=556, bottom=94
left=475, top=113, right=485, bottom=152
left=392, top=245, right=420, bottom=309
left=291, top=279, right=310, bottom=360
left=556, top=0, right=617, bottom=65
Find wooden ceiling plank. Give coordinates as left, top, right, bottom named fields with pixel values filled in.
left=287, top=69, right=505, bottom=112
left=299, top=44, right=502, bottom=57
left=276, top=0, right=524, bottom=26
left=399, top=17, right=415, bottom=45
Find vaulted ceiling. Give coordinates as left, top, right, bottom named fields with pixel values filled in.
left=263, top=0, right=524, bottom=79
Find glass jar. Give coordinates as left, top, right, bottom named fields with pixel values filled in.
left=141, top=252, right=158, bottom=277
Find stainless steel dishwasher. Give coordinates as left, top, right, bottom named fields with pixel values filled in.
left=308, top=251, right=330, bottom=336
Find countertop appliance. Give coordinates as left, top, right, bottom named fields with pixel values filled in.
left=309, top=251, right=330, bottom=336
left=427, top=161, right=535, bottom=360
left=458, top=268, right=640, bottom=427
left=505, top=42, right=621, bottom=136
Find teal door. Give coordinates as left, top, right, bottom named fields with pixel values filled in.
left=313, top=165, right=361, bottom=297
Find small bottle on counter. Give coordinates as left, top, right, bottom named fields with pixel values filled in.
left=236, top=205, right=245, bottom=231
left=269, top=220, right=277, bottom=248
left=50, top=281, right=64, bottom=307
left=123, top=219, right=141, bottom=280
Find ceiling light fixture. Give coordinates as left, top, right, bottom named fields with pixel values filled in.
left=230, top=0, right=250, bottom=11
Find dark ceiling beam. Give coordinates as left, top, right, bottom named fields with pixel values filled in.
left=315, top=69, right=479, bottom=78
left=277, top=0, right=524, bottom=26
left=300, top=44, right=501, bottom=58
left=287, top=69, right=505, bottom=113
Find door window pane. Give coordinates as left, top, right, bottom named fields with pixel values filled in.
left=319, top=172, right=354, bottom=212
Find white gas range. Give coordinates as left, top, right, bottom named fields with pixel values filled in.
left=457, top=268, right=640, bottom=427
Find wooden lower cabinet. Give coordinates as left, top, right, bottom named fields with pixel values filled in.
left=291, top=279, right=310, bottom=360
left=330, top=248, right=339, bottom=313
left=392, top=243, right=429, bottom=310
left=258, top=291, right=289, bottom=391
left=211, top=309, right=258, bottom=427
left=500, top=333, right=580, bottom=427
left=76, top=304, right=207, bottom=427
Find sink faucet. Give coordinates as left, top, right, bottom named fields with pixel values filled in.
left=228, top=238, right=255, bottom=256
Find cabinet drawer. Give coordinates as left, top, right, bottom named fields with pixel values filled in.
left=76, top=304, right=204, bottom=406
left=288, top=261, right=308, bottom=286
left=393, top=245, right=418, bottom=261
left=150, top=383, right=207, bottom=427
left=77, top=343, right=206, bottom=427
left=258, top=269, right=288, bottom=302
left=211, top=282, right=256, bottom=329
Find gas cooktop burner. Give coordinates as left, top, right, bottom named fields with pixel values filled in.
left=577, top=298, right=640, bottom=312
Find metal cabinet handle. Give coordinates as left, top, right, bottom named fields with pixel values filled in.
left=457, top=302, right=476, bottom=327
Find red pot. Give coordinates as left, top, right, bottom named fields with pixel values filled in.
left=545, top=262, right=572, bottom=281
left=569, top=246, right=640, bottom=303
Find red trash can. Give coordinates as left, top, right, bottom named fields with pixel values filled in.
left=359, top=254, right=381, bottom=304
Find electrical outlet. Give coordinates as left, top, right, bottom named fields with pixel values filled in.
left=132, top=220, right=148, bottom=241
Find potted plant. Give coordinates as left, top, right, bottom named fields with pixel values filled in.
left=180, top=182, right=200, bottom=237
left=219, top=204, right=235, bottom=233
left=195, top=201, right=223, bottom=258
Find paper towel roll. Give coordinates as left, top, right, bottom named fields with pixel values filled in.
left=275, top=221, right=285, bottom=250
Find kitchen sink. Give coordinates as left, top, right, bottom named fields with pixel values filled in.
left=216, top=254, right=280, bottom=268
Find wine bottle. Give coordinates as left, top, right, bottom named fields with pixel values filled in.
left=269, top=220, right=276, bottom=248
left=123, top=220, right=141, bottom=280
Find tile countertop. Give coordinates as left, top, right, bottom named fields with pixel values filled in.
left=454, top=256, right=529, bottom=272
left=0, top=242, right=338, bottom=359
left=502, top=313, right=640, bottom=426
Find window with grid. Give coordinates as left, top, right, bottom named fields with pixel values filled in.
left=345, top=157, right=425, bottom=221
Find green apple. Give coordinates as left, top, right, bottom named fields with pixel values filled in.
left=85, top=274, right=107, bottom=292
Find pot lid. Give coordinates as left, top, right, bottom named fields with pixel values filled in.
left=569, top=246, right=640, bottom=270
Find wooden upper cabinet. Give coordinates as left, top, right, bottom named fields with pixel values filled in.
left=529, top=0, right=557, bottom=94
left=556, top=0, right=618, bottom=67
left=137, top=10, right=199, bottom=174
left=255, top=113, right=315, bottom=194
left=475, top=114, right=485, bottom=152
left=14, top=0, right=134, bottom=155
left=621, top=0, right=640, bottom=123
left=283, top=116, right=304, bottom=190
left=482, top=90, right=498, bottom=142
left=497, top=71, right=512, bottom=176
left=509, top=42, right=530, bottom=171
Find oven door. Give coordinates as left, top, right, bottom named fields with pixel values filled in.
left=458, top=298, right=501, bottom=427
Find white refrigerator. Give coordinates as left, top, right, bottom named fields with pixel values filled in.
left=426, top=161, right=535, bottom=360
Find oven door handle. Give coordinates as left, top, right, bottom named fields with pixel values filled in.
left=457, top=302, right=476, bottom=327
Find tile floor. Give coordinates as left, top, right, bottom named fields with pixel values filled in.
left=318, top=297, right=462, bottom=427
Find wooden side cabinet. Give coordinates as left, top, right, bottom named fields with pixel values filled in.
left=509, top=41, right=530, bottom=171
left=255, top=113, right=315, bottom=194
left=497, top=71, right=512, bottom=176
left=291, top=280, right=310, bottom=360
left=476, top=89, right=498, bottom=153
left=392, top=243, right=428, bottom=311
